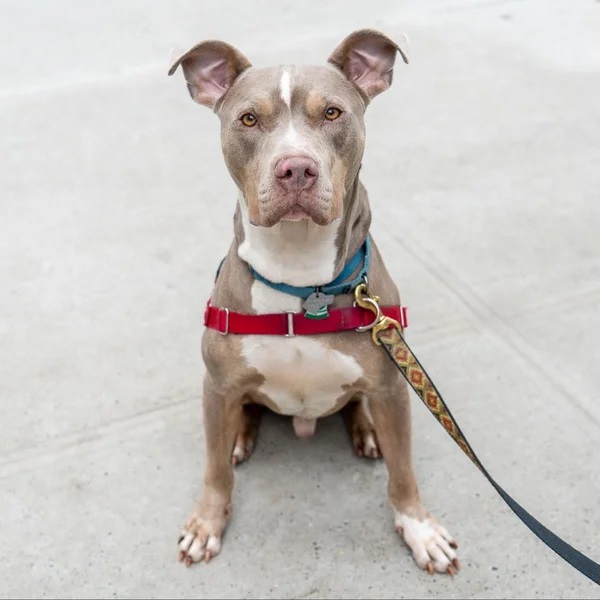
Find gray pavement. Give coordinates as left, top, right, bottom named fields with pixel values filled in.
left=1, top=1, right=599, bottom=598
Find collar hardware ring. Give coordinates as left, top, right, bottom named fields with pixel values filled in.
left=354, top=283, right=402, bottom=344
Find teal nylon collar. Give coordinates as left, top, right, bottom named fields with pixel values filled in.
left=249, top=235, right=371, bottom=300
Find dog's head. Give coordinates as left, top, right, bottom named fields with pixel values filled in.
left=169, top=30, right=408, bottom=227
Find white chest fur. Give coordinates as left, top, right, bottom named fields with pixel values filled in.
left=237, top=195, right=363, bottom=420
left=240, top=281, right=363, bottom=419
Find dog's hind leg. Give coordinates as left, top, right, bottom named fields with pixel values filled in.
left=231, top=401, right=264, bottom=465
left=342, top=394, right=381, bottom=459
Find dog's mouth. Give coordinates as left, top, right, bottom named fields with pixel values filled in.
left=280, top=204, right=312, bottom=222
left=250, top=191, right=335, bottom=227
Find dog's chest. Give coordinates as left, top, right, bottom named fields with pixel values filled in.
left=240, top=281, right=363, bottom=418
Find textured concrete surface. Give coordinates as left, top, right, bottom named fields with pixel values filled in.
left=1, top=1, right=599, bottom=598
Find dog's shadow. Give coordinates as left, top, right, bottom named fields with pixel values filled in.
left=225, top=410, right=393, bottom=568
left=244, top=409, right=356, bottom=466
left=233, top=408, right=387, bottom=506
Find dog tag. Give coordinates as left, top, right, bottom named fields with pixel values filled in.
left=303, top=291, right=334, bottom=319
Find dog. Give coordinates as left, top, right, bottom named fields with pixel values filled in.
left=169, top=29, right=459, bottom=576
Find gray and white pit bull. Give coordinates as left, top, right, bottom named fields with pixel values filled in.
left=169, top=29, right=459, bottom=576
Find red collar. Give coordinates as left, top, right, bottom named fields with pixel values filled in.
left=204, top=301, right=407, bottom=336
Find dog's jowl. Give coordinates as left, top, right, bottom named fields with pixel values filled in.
left=169, top=29, right=459, bottom=576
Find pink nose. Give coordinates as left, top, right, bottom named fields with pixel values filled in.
left=275, top=156, right=319, bottom=191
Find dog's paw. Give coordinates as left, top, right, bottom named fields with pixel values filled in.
left=394, top=511, right=460, bottom=575
left=343, top=398, right=381, bottom=459
left=352, top=426, right=380, bottom=459
left=231, top=430, right=255, bottom=465
left=177, top=505, right=231, bottom=566
left=231, top=404, right=263, bottom=466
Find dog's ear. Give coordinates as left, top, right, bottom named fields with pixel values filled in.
left=328, top=29, right=408, bottom=101
left=168, top=41, right=251, bottom=110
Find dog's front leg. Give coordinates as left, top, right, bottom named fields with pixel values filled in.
left=178, top=376, right=241, bottom=566
left=369, top=378, right=460, bottom=576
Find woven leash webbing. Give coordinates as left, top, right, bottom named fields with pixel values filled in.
left=377, top=327, right=600, bottom=586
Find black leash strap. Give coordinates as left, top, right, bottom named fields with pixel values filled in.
left=377, top=327, right=600, bottom=586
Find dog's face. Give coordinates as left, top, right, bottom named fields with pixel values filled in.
left=217, top=65, right=366, bottom=227
left=169, top=30, right=408, bottom=227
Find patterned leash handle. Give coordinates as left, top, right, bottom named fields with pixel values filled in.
left=376, top=326, right=600, bottom=586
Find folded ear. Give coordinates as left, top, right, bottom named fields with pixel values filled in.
left=168, top=40, right=251, bottom=110
left=328, top=29, right=408, bottom=101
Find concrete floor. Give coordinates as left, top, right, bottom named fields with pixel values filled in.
left=1, top=0, right=599, bottom=598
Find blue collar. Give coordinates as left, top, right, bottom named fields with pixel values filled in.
left=249, top=235, right=371, bottom=299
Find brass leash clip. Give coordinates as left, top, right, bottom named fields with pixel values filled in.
left=354, top=282, right=403, bottom=345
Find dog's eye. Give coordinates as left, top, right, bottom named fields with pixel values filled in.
left=324, top=107, right=342, bottom=121
left=241, top=113, right=257, bottom=127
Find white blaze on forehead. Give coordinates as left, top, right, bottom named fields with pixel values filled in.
left=285, top=122, right=298, bottom=145
left=280, top=69, right=292, bottom=109
left=278, top=66, right=314, bottom=153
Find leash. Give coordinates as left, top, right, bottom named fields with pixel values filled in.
left=353, top=283, right=600, bottom=586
